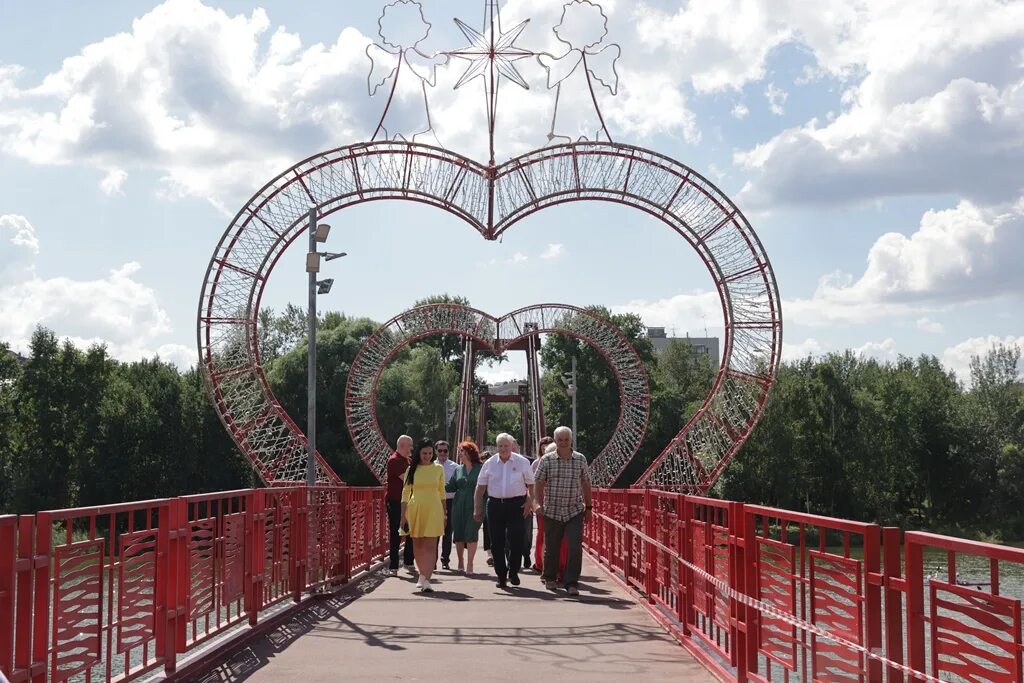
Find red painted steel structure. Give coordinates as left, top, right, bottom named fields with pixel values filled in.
left=0, top=488, right=386, bottom=683
left=585, top=488, right=1024, bottom=683
left=199, top=140, right=782, bottom=492
left=4, top=488, right=1024, bottom=683
left=343, top=302, right=650, bottom=487
left=474, top=384, right=530, bottom=450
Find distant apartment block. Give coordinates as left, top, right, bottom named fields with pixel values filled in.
left=646, top=327, right=719, bottom=365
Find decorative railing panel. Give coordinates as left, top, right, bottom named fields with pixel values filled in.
left=1, top=487, right=386, bottom=683
left=586, top=489, right=1024, bottom=683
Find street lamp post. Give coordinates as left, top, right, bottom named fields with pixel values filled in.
left=305, top=208, right=346, bottom=487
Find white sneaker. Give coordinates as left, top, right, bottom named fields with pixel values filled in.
left=416, top=576, right=424, bottom=590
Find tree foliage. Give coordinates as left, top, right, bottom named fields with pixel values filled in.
left=2, top=312, right=1022, bottom=542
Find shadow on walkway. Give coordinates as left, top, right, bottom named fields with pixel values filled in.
left=194, top=557, right=715, bottom=683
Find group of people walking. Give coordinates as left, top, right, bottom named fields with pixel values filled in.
left=385, top=427, right=592, bottom=596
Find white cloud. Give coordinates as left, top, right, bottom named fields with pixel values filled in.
left=0, top=262, right=172, bottom=355
left=739, top=79, right=1024, bottom=207
left=540, top=243, right=565, bottom=260
left=819, top=200, right=1024, bottom=303
left=0, top=215, right=190, bottom=368
left=916, top=317, right=944, bottom=334
left=507, top=252, right=529, bottom=265
left=154, top=343, right=196, bottom=368
left=782, top=337, right=827, bottom=360
left=0, top=0, right=378, bottom=206
left=942, top=335, right=1024, bottom=383
left=764, top=83, right=788, bottom=115
left=632, top=1, right=795, bottom=93
left=731, top=103, right=749, bottom=119
left=734, top=1, right=1024, bottom=208
left=0, top=214, right=39, bottom=254
left=784, top=337, right=900, bottom=364
left=853, top=337, right=898, bottom=363
left=0, top=0, right=708, bottom=208
left=99, top=168, right=127, bottom=196
left=786, top=199, right=1024, bottom=325
left=611, top=291, right=723, bottom=336
left=784, top=294, right=917, bottom=327
left=0, top=214, right=40, bottom=284
left=476, top=360, right=525, bottom=386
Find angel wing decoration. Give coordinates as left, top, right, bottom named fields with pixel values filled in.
left=538, top=0, right=621, bottom=143
left=366, top=0, right=447, bottom=144
left=583, top=43, right=619, bottom=95
left=366, top=43, right=401, bottom=97
left=537, top=50, right=583, bottom=91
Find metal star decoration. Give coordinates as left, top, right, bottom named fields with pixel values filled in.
left=448, top=0, right=533, bottom=164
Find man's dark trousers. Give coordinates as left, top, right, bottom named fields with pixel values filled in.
left=542, top=512, right=584, bottom=587
left=437, top=498, right=453, bottom=566
left=486, top=496, right=526, bottom=580
left=387, top=501, right=414, bottom=569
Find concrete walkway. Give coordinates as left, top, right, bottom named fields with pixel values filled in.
left=196, top=554, right=716, bottom=682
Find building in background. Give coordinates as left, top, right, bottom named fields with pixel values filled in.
left=646, top=327, right=719, bottom=365
left=3, top=349, right=27, bottom=367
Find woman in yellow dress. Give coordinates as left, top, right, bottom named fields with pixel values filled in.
left=401, top=438, right=447, bottom=592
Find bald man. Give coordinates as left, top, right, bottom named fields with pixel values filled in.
left=386, top=435, right=415, bottom=574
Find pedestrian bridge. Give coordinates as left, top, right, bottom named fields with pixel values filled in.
left=194, top=554, right=713, bottom=682
left=3, top=486, right=1024, bottom=682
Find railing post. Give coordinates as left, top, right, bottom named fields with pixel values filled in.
left=643, top=489, right=655, bottom=602
left=14, top=516, right=36, bottom=683
left=729, top=501, right=751, bottom=682
left=883, top=527, right=905, bottom=683
left=155, top=500, right=171, bottom=673
left=904, top=534, right=926, bottom=675
left=0, top=517, right=14, bottom=680
left=246, top=489, right=264, bottom=626
left=742, top=501, right=758, bottom=681
left=30, top=513, right=51, bottom=683
left=864, top=524, right=883, bottom=682
left=623, top=493, right=633, bottom=585
left=292, top=488, right=307, bottom=602
left=342, top=489, right=354, bottom=581
left=681, top=496, right=695, bottom=635
left=675, top=495, right=689, bottom=635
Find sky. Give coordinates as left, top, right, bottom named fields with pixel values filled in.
left=0, top=0, right=1021, bottom=385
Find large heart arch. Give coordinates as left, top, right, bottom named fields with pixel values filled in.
left=344, top=303, right=650, bottom=488
left=198, top=141, right=781, bottom=492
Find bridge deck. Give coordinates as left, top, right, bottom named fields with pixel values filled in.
left=195, top=554, right=715, bottom=682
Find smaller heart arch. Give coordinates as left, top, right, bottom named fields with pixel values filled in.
left=344, top=303, right=650, bottom=487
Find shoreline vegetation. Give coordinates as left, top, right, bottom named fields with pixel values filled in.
left=2, top=296, right=1021, bottom=544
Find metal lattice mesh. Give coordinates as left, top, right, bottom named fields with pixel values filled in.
left=200, top=141, right=780, bottom=491
left=344, top=303, right=650, bottom=487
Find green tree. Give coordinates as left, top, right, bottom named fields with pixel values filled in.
left=258, top=304, right=308, bottom=362
left=540, top=307, right=657, bottom=477
left=0, top=343, right=23, bottom=509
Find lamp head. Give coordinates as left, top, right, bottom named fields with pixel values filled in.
left=316, top=278, right=334, bottom=295
left=305, top=252, right=320, bottom=273
left=313, top=224, right=331, bottom=242
left=323, top=251, right=347, bottom=262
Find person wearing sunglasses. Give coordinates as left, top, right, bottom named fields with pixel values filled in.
left=434, top=439, right=459, bottom=570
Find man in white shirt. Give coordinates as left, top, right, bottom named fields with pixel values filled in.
left=474, top=433, right=535, bottom=588
left=435, top=440, right=459, bottom=569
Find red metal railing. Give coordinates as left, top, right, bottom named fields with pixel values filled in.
left=0, top=487, right=386, bottom=683
left=5, top=487, right=1024, bottom=682
left=586, top=488, right=1024, bottom=683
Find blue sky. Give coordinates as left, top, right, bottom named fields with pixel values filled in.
left=0, top=0, right=1021, bottom=383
